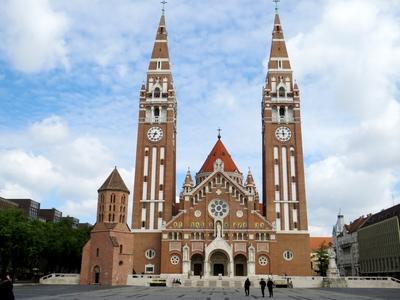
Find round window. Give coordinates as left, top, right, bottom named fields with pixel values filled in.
left=258, top=255, right=269, bottom=266
left=170, top=255, right=180, bottom=265
left=283, top=250, right=294, bottom=261
left=208, top=199, right=229, bottom=218
left=145, top=249, right=156, bottom=260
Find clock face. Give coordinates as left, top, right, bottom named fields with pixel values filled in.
left=147, top=127, right=163, bottom=142
left=275, top=126, right=292, bottom=142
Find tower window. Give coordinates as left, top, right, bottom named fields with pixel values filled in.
left=278, top=59, right=282, bottom=69
left=275, top=185, right=279, bottom=191
left=279, top=106, right=285, bottom=117
left=159, top=184, right=163, bottom=191
left=274, top=158, right=278, bottom=165
left=157, top=60, right=162, bottom=69
left=160, top=159, right=164, bottom=165
left=276, top=212, right=280, bottom=218
left=120, top=245, right=123, bottom=254
left=144, top=176, right=147, bottom=182
left=154, top=87, right=161, bottom=98
left=141, top=221, right=146, bottom=228
left=279, top=87, right=285, bottom=97
left=96, top=248, right=99, bottom=257
left=154, top=107, right=160, bottom=117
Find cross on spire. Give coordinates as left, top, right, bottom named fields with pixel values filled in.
left=217, top=128, right=222, bottom=139
left=273, top=0, right=280, bottom=13
left=161, top=0, right=167, bottom=15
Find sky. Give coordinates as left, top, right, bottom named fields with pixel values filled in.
left=0, top=0, right=399, bottom=236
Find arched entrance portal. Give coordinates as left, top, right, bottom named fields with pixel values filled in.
left=234, top=254, right=247, bottom=276
left=93, top=265, right=100, bottom=284
left=210, top=251, right=229, bottom=276
left=191, top=254, right=204, bottom=276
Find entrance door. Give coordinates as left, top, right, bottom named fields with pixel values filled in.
left=213, top=264, right=224, bottom=276
left=236, top=264, right=244, bottom=276
left=93, top=266, right=100, bottom=284
left=194, top=263, right=202, bottom=276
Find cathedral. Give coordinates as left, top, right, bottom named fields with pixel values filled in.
left=80, top=5, right=311, bottom=285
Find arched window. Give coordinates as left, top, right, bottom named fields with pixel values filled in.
left=121, top=195, right=125, bottom=205
left=108, top=214, right=111, bottom=222
left=279, top=86, right=285, bottom=97
left=120, top=244, right=123, bottom=254
left=112, top=214, right=115, bottom=222
left=154, top=87, right=161, bottom=98
left=154, top=107, right=160, bottom=117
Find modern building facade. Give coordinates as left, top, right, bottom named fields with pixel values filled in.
left=39, top=208, right=63, bottom=223
left=7, top=198, right=41, bottom=219
left=81, top=5, right=311, bottom=285
left=358, top=204, right=400, bottom=278
left=0, top=197, right=19, bottom=210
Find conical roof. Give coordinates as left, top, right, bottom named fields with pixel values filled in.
left=246, top=169, right=255, bottom=186
left=98, top=167, right=130, bottom=193
left=199, top=138, right=240, bottom=173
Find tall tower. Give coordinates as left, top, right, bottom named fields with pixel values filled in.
left=132, top=13, right=177, bottom=230
left=262, top=12, right=308, bottom=233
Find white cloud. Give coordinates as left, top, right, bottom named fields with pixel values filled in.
left=1, top=0, right=69, bottom=73
left=30, top=116, right=69, bottom=144
left=0, top=116, right=124, bottom=222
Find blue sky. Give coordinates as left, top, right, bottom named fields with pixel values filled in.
left=0, top=0, right=399, bottom=236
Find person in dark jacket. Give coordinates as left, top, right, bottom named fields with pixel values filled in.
left=244, top=278, right=251, bottom=296
left=259, top=278, right=267, bottom=297
left=0, top=273, right=15, bottom=300
left=267, top=277, right=274, bottom=298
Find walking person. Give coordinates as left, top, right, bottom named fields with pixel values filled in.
left=0, top=273, right=15, bottom=300
left=267, top=277, right=274, bottom=298
left=259, top=278, right=266, bottom=297
left=244, top=278, right=251, bottom=296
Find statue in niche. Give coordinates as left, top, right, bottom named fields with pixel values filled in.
left=183, top=246, right=189, bottom=261
left=249, top=247, right=255, bottom=262
left=216, top=221, right=222, bottom=238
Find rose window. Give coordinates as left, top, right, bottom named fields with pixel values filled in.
left=258, top=255, right=269, bottom=266
left=170, top=255, right=180, bottom=265
left=208, top=199, right=229, bottom=218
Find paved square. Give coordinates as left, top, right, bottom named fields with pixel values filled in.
left=14, top=285, right=400, bottom=300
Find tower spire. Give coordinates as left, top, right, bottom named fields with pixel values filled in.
left=273, top=0, right=280, bottom=13
left=161, top=0, right=167, bottom=16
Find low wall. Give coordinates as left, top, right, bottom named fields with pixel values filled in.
left=126, top=275, right=400, bottom=289
left=40, top=273, right=80, bottom=285
left=345, top=277, right=400, bottom=288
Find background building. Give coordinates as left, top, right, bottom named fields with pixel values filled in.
left=333, top=214, right=369, bottom=276
left=358, top=204, right=400, bottom=278
left=310, top=237, right=332, bottom=275
left=0, top=197, right=19, bottom=210
left=7, top=198, right=40, bottom=219
left=39, top=208, right=63, bottom=223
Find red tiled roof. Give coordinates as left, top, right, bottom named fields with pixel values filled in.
left=345, top=215, right=370, bottom=233
left=309, top=237, right=332, bottom=250
left=199, top=139, right=240, bottom=173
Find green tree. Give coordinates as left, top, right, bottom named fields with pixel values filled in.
left=0, top=209, right=91, bottom=279
left=315, top=241, right=329, bottom=276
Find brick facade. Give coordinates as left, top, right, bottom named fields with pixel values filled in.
left=80, top=9, right=311, bottom=285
